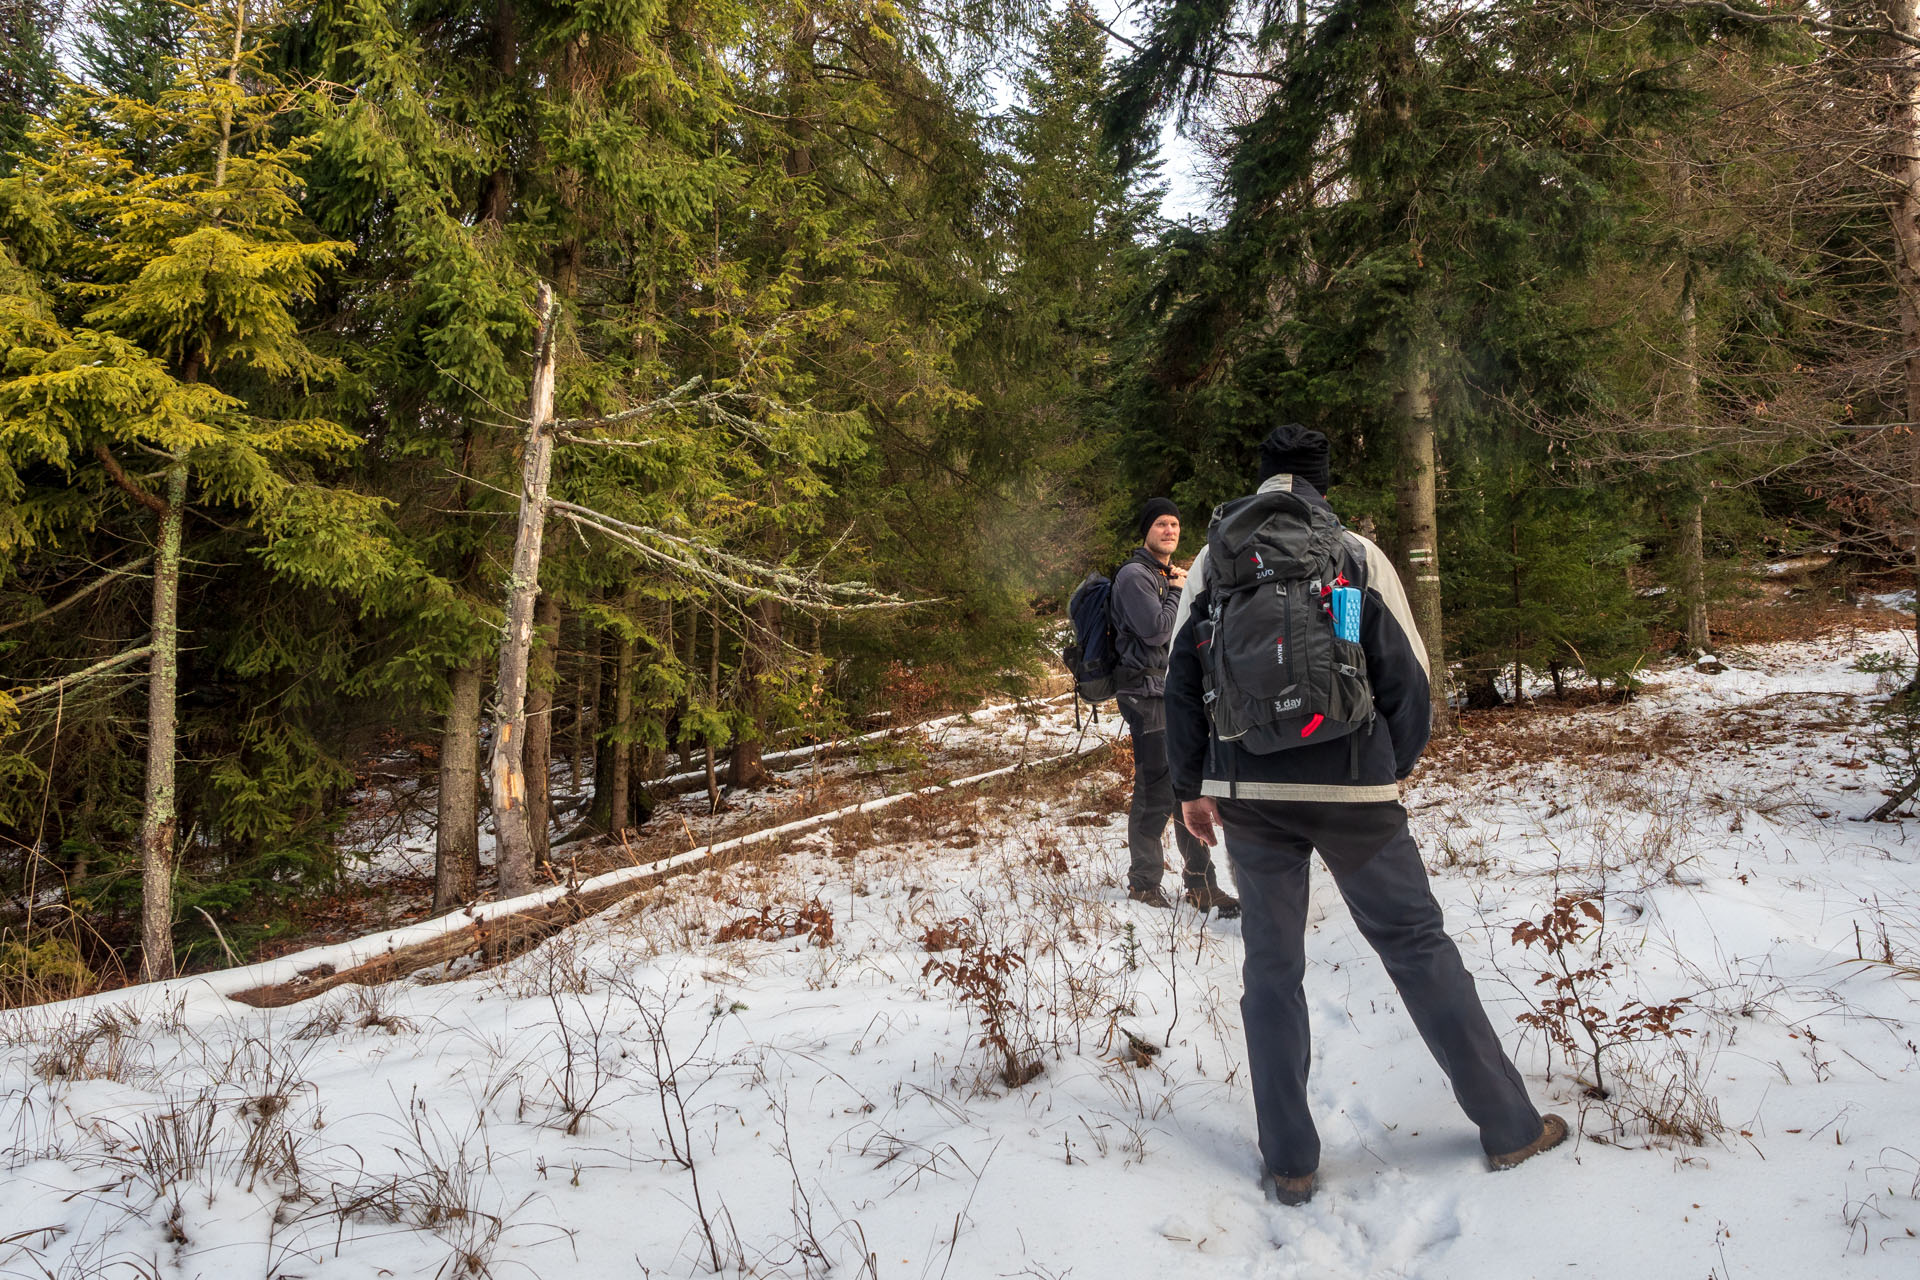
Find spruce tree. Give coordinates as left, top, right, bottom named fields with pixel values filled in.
left=0, top=3, right=382, bottom=977
left=984, top=0, right=1160, bottom=578
left=0, top=0, right=59, bottom=171
left=1105, top=0, right=1688, bottom=716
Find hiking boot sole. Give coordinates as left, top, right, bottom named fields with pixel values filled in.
left=1488, top=1113, right=1569, bottom=1171
left=1271, top=1172, right=1315, bottom=1206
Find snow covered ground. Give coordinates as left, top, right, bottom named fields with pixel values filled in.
left=4, top=627, right=1920, bottom=1279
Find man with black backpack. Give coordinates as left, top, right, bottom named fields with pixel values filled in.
left=1107, top=499, right=1238, bottom=915
left=1163, top=425, right=1565, bottom=1206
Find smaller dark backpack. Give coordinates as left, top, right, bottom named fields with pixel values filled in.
left=1064, top=570, right=1121, bottom=703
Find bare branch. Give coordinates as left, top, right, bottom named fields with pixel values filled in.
left=548, top=501, right=925, bottom=614
left=6, top=645, right=155, bottom=708
left=552, top=376, right=706, bottom=432
left=1617, top=0, right=1920, bottom=51
left=0, top=556, right=153, bottom=635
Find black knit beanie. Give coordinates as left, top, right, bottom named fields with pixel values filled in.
left=1258, top=424, right=1332, bottom=492
left=1137, top=496, right=1180, bottom=541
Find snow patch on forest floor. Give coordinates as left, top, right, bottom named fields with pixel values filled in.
left=4, top=629, right=1920, bottom=1279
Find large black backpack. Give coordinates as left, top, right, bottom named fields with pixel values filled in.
left=1198, top=487, right=1373, bottom=755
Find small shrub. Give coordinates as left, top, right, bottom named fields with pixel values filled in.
left=1511, top=893, right=1694, bottom=1100
left=712, top=898, right=835, bottom=947
left=922, top=933, right=1041, bottom=1088
left=919, top=918, right=974, bottom=953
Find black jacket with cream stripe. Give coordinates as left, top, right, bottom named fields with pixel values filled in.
left=1164, top=475, right=1433, bottom=805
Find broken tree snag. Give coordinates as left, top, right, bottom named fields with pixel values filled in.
left=490, top=282, right=560, bottom=899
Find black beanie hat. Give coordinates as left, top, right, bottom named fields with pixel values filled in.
left=1137, top=497, right=1180, bottom=541
left=1258, top=423, right=1332, bottom=492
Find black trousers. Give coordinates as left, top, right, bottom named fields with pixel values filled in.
left=1118, top=696, right=1216, bottom=891
left=1220, top=798, right=1543, bottom=1178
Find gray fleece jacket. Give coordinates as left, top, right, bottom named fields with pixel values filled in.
left=1110, top=546, right=1181, bottom=699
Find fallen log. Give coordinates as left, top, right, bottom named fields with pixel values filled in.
left=227, top=733, right=1113, bottom=1008
left=641, top=691, right=1075, bottom=799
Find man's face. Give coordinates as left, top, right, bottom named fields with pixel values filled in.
left=1145, top=514, right=1181, bottom=558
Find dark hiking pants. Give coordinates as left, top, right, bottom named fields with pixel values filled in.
left=1118, top=696, right=1215, bottom=892
left=1219, top=798, right=1542, bottom=1178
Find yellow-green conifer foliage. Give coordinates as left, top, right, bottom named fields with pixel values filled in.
left=0, top=5, right=382, bottom=979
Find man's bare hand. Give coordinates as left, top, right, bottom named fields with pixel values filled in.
left=1180, top=797, right=1221, bottom=847
left=1168, top=564, right=1188, bottom=589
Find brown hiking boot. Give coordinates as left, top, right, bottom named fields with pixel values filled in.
left=1271, top=1172, right=1315, bottom=1206
left=1488, top=1113, right=1569, bottom=1171
left=1127, top=886, right=1174, bottom=909
left=1186, top=884, right=1241, bottom=919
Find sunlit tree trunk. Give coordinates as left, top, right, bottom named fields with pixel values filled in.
left=433, top=658, right=482, bottom=912
left=1394, top=340, right=1449, bottom=732
left=137, top=459, right=187, bottom=983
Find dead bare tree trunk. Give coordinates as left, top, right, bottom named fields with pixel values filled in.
left=526, top=591, right=560, bottom=866
left=137, top=458, right=187, bottom=983
left=488, top=283, right=558, bottom=899
left=434, top=658, right=483, bottom=911
left=1394, top=339, right=1449, bottom=733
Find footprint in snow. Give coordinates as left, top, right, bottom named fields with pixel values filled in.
left=1258, top=1170, right=1464, bottom=1279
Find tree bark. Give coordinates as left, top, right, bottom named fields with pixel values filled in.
left=1892, top=0, right=1920, bottom=652
left=1510, top=503, right=1524, bottom=705
left=1676, top=268, right=1711, bottom=654
left=434, top=658, right=483, bottom=912
left=1394, top=339, right=1449, bottom=733
left=488, top=284, right=558, bottom=899
left=729, top=598, right=778, bottom=788
left=525, top=591, right=560, bottom=866
left=478, top=0, right=517, bottom=227
left=609, top=605, right=635, bottom=834
left=569, top=615, right=589, bottom=789
left=679, top=602, right=699, bottom=772
left=706, top=602, right=721, bottom=813
left=137, top=458, right=187, bottom=984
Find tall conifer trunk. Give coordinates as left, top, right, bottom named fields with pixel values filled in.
left=569, top=617, right=588, bottom=788
left=1394, top=342, right=1448, bottom=731
left=729, top=598, right=777, bottom=788
left=1381, top=5, right=1448, bottom=733
left=609, top=603, right=635, bottom=833
left=1891, top=0, right=1920, bottom=652
left=137, top=459, right=187, bottom=983
left=434, top=659, right=482, bottom=912
left=478, top=1, right=516, bottom=226
left=1676, top=269, right=1710, bottom=654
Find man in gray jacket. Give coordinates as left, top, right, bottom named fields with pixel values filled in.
left=1164, top=425, right=1564, bottom=1205
left=1112, top=498, right=1238, bottom=915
